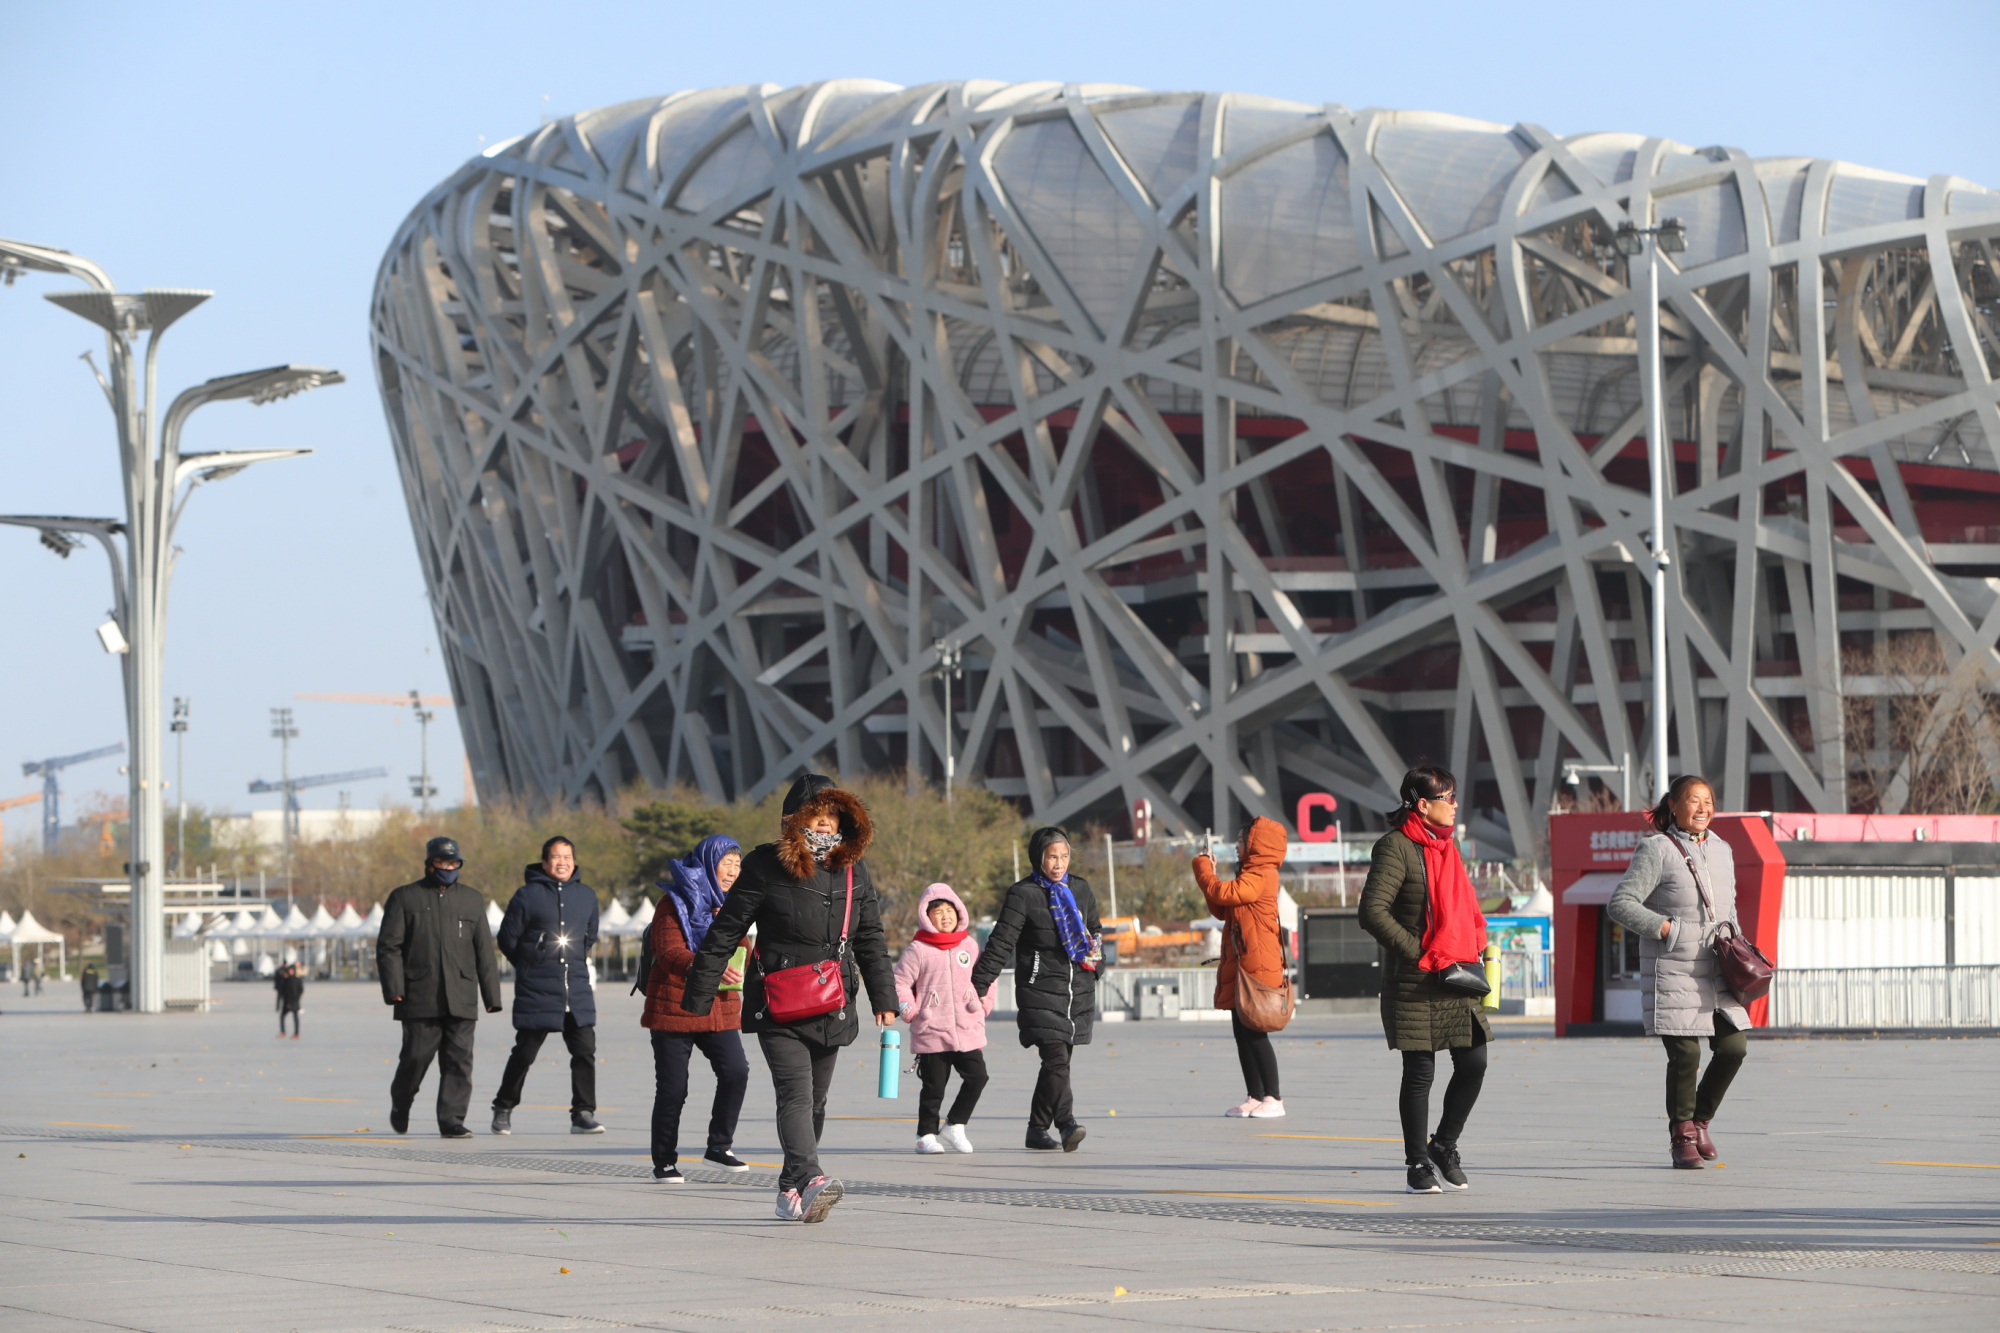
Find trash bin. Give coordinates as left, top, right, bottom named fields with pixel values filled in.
left=1136, top=980, right=1181, bottom=1021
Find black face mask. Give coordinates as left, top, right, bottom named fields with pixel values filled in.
left=432, top=866, right=460, bottom=886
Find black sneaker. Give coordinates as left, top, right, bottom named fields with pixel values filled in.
left=1425, top=1138, right=1469, bottom=1191
left=440, top=1124, right=474, bottom=1140
left=1406, top=1161, right=1443, bottom=1194
left=653, top=1165, right=684, bottom=1183
left=570, top=1112, right=605, bottom=1135
left=490, top=1108, right=512, bottom=1136
left=1059, top=1122, right=1087, bottom=1152
left=389, top=1106, right=409, bottom=1135
left=1025, top=1126, right=1062, bottom=1151
left=703, top=1148, right=749, bottom=1172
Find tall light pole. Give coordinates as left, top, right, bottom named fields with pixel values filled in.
left=928, top=639, right=964, bottom=805
left=271, top=707, right=298, bottom=883
left=170, top=698, right=189, bottom=875
left=408, top=689, right=437, bottom=816
left=1614, top=216, right=1687, bottom=801
left=0, top=236, right=340, bottom=1013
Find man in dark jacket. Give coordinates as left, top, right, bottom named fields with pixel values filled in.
left=490, top=836, right=603, bottom=1135
left=274, top=962, right=305, bottom=1038
left=684, top=775, right=898, bottom=1223
left=377, top=836, right=503, bottom=1137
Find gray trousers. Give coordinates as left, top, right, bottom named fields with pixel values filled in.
left=757, top=1028, right=840, bottom=1192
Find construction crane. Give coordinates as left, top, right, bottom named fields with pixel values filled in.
left=248, top=766, right=389, bottom=883
left=22, top=743, right=124, bottom=855
left=0, top=791, right=40, bottom=863
left=295, top=691, right=452, bottom=815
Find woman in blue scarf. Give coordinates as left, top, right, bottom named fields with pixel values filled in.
left=640, top=834, right=750, bottom=1181
left=970, top=826, right=1103, bottom=1151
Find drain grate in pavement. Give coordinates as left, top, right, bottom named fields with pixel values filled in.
left=10, top=1125, right=1999, bottom=1275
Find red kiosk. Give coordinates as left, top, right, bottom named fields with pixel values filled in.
left=1548, top=812, right=1785, bottom=1036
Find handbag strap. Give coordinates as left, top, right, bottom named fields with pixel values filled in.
left=837, top=865, right=853, bottom=955
left=1670, top=833, right=1736, bottom=939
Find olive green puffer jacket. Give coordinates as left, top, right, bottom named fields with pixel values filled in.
left=1358, top=829, right=1492, bottom=1052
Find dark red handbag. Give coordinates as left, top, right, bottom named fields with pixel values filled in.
left=1676, top=840, right=1776, bottom=1003
left=756, top=866, right=853, bottom=1023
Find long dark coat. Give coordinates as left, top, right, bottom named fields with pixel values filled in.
left=1357, top=829, right=1492, bottom=1052
left=683, top=788, right=896, bottom=1046
left=376, top=876, right=503, bottom=1022
left=495, top=866, right=600, bottom=1030
left=970, top=873, right=1102, bottom=1048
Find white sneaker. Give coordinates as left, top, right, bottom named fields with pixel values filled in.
left=1248, top=1097, right=1286, bottom=1118
left=915, top=1133, right=946, bottom=1154
left=942, top=1123, right=975, bottom=1153
left=773, top=1188, right=804, bottom=1221
left=799, top=1175, right=844, bottom=1223
left=1224, top=1097, right=1262, bottom=1118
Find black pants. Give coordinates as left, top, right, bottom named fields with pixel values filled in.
left=392, top=1016, right=478, bottom=1129
left=493, top=1014, right=596, bottom=1114
left=916, top=1050, right=989, bottom=1136
left=1661, top=1013, right=1747, bottom=1122
left=1232, top=1011, right=1280, bottom=1100
left=758, top=1028, right=841, bottom=1192
left=1029, top=1040, right=1075, bottom=1131
left=280, top=1006, right=300, bottom=1036
left=82, top=991, right=94, bottom=1013
left=650, top=1029, right=750, bottom=1170
left=1398, top=1038, right=1488, bottom=1165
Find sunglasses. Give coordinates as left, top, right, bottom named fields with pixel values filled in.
left=1424, top=792, right=1459, bottom=805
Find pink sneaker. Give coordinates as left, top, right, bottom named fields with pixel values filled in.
left=773, top=1188, right=803, bottom=1221
left=800, top=1174, right=844, bottom=1223
left=1224, top=1098, right=1262, bottom=1118
left=1248, top=1098, right=1286, bottom=1119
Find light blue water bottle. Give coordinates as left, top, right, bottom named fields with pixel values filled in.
left=878, top=1028, right=901, bottom=1098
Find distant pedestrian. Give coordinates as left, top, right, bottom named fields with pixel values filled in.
left=81, top=964, right=98, bottom=1013
left=895, top=883, right=994, bottom=1154
left=642, top=834, right=750, bottom=1181
left=683, top=775, right=899, bottom=1224
left=275, top=962, right=305, bottom=1038
left=1359, top=765, right=1490, bottom=1195
left=1608, top=775, right=1749, bottom=1170
left=491, top=836, right=604, bottom=1135
left=970, top=826, right=1102, bottom=1153
left=376, top=836, right=503, bottom=1138
left=1194, top=815, right=1290, bottom=1119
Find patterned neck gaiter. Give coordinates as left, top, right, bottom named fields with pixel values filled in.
left=803, top=828, right=843, bottom=864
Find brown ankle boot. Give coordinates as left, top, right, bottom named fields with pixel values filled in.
left=1690, top=1119, right=1718, bottom=1161
left=1670, top=1120, right=1704, bottom=1169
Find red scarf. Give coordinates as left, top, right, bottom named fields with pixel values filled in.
left=1401, top=812, right=1487, bottom=970
left=914, top=928, right=969, bottom=950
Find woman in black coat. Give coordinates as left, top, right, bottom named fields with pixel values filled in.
left=684, top=775, right=898, bottom=1224
left=970, top=826, right=1101, bottom=1152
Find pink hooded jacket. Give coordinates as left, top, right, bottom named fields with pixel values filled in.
left=894, top=883, right=995, bottom=1054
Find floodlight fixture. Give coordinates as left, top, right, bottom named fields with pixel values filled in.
left=39, top=528, right=82, bottom=558
left=1659, top=217, right=1688, bottom=253
left=1613, top=222, right=1645, bottom=257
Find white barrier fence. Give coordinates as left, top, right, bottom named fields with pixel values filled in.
left=1498, top=950, right=1554, bottom=1000
left=991, top=967, right=1222, bottom=1019
left=1768, top=965, right=2000, bottom=1028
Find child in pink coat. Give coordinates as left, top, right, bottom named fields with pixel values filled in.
left=894, top=883, right=995, bottom=1154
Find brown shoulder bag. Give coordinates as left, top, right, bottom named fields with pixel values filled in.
left=1230, top=918, right=1297, bottom=1033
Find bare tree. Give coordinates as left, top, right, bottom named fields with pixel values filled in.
left=1842, top=632, right=2000, bottom=814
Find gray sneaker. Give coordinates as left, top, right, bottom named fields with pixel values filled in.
left=491, top=1107, right=512, bottom=1135
left=799, top=1175, right=844, bottom=1223
left=570, top=1112, right=605, bottom=1135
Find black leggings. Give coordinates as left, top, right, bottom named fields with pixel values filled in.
left=1231, top=1011, right=1280, bottom=1100
left=1398, top=1040, right=1488, bottom=1164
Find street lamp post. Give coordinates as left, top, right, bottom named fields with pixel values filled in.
left=170, top=698, right=189, bottom=875
left=408, top=689, right=437, bottom=816
left=928, top=639, right=964, bottom=805
left=0, top=236, right=340, bottom=1013
left=1614, top=216, right=1687, bottom=802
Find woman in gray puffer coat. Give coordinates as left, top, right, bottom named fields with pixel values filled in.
left=1607, top=775, right=1750, bottom=1170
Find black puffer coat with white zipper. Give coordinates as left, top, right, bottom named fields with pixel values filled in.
left=970, top=874, right=1102, bottom=1048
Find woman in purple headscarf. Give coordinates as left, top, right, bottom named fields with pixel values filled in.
left=640, top=834, right=750, bottom=1181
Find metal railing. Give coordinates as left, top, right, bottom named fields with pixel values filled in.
left=1767, top=965, right=2000, bottom=1028
left=1497, top=949, right=1554, bottom=1000
left=990, top=966, right=1220, bottom=1016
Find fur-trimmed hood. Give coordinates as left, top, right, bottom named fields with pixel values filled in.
left=774, top=785, right=874, bottom=881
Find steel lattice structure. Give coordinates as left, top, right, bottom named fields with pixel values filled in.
left=372, top=80, right=2000, bottom=855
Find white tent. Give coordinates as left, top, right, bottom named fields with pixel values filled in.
left=0, top=909, right=16, bottom=940
left=280, top=904, right=312, bottom=936
left=629, top=896, right=655, bottom=932
left=306, top=904, right=338, bottom=938
left=334, top=903, right=365, bottom=936
left=600, top=897, right=634, bottom=936
left=485, top=899, right=504, bottom=933
left=358, top=902, right=385, bottom=937
left=172, top=913, right=205, bottom=939
left=255, top=906, right=285, bottom=937
left=207, top=938, right=231, bottom=963
left=9, top=908, right=66, bottom=979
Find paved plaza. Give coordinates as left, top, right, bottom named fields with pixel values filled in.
left=2, top=981, right=1997, bottom=1332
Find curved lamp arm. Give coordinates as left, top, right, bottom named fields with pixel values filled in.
left=0, top=515, right=129, bottom=622
left=0, top=237, right=113, bottom=293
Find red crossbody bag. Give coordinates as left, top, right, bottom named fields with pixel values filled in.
left=756, top=866, right=853, bottom=1023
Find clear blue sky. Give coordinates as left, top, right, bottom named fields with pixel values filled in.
left=2, top=0, right=1991, bottom=842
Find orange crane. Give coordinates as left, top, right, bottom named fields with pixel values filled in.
left=294, top=691, right=453, bottom=814
left=0, top=792, right=39, bottom=862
